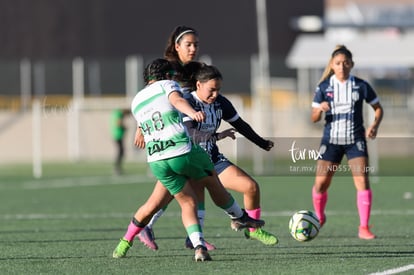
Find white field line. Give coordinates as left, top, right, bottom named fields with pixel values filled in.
left=368, top=264, right=414, bottom=275
left=1, top=209, right=413, bottom=221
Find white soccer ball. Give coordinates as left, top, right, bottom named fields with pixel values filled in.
left=289, top=210, right=320, bottom=242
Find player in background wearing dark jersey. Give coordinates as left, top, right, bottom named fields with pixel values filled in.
left=164, top=25, right=199, bottom=93
left=311, top=45, right=383, bottom=240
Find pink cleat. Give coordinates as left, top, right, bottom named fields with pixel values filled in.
left=185, top=237, right=216, bottom=251
left=319, top=214, right=326, bottom=228
left=138, top=226, right=158, bottom=250
left=358, top=226, right=376, bottom=240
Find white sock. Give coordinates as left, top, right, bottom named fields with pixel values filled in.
left=197, top=210, right=205, bottom=228
left=188, top=231, right=205, bottom=248
left=222, top=198, right=244, bottom=219
left=146, top=208, right=164, bottom=229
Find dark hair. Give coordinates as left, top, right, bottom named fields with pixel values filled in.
left=331, top=45, right=353, bottom=60
left=163, top=61, right=204, bottom=91
left=180, top=61, right=203, bottom=90
left=319, top=45, right=354, bottom=84
left=195, top=64, right=222, bottom=83
left=164, top=25, right=198, bottom=62
left=143, top=58, right=173, bottom=84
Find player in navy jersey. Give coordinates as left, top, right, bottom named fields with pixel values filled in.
left=181, top=63, right=278, bottom=246
left=311, top=45, right=383, bottom=240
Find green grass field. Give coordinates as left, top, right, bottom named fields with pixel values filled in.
left=0, top=161, right=413, bottom=274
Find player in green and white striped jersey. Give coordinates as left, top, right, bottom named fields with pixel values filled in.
left=131, top=77, right=193, bottom=163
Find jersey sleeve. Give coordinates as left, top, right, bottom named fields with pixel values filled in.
left=219, top=95, right=239, bottom=122
left=363, top=81, right=380, bottom=105
left=229, top=118, right=270, bottom=150
left=311, top=85, right=324, bottom=108
left=162, top=80, right=182, bottom=97
left=182, top=92, right=196, bottom=123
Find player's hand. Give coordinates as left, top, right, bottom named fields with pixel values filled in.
left=366, top=125, right=378, bottom=140
left=134, top=127, right=146, bottom=149
left=319, top=101, right=330, bottom=112
left=191, top=111, right=205, bottom=122
left=264, top=140, right=274, bottom=151
left=217, top=128, right=237, bottom=140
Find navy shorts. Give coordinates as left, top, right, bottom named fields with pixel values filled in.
left=213, top=154, right=233, bottom=174
left=318, top=139, right=368, bottom=163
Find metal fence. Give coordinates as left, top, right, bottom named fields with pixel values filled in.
left=0, top=56, right=413, bottom=168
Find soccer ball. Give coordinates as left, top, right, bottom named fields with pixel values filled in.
left=289, top=210, right=320, bottom=242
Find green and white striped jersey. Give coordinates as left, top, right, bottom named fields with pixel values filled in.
left=131, top=80, right=191, bottom=162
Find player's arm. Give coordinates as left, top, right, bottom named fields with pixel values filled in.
left=219, top=95, right=272, bottom=150
left=311, top=107, right=323, bottom=123
left=183, top=121, right=213, bottom=143
left=168, top=91, right=205, bottom=122
left=215, top=128, right=237, bottom=141
left=184, top=121, right=237, bottom=144
left=366, top=102, right=383, bottom=139
left=134, top=125, right=145, bottom=149
left=311, top=101, right=330, bottom=123
left=229, top=117, right=273, bottom=151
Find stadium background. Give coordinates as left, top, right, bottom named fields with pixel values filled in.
left=0, top=0, right=413, bottom=175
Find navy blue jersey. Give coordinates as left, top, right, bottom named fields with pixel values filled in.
left=183, top=92, right=239, bottom=162
left=312, top=75, right=379, bottom=145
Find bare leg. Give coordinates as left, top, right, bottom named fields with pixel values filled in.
left=348, top=156, right=370, bottom=191
left=218, top=164, right=260, bottom=210
left=312, top=160, right=337, bottom=225
left=134, top=181, right=174, bottom=224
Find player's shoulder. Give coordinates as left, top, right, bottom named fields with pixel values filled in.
left=317, top=78, right=330, bottom=90
left=216, top=94, right=231, bottom=104
left=351, top=76, right=374, bottom=91
left=156, top=80, right=182, bottom=97
left=352, top=75, right=364, bottom=83
left=183, top=91, right=196, bottom=102
left=215, top=95, right=238, bottom=115
left=158, top=79, right=180, bottom=88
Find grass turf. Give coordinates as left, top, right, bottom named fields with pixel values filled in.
left=0, top=161, right=413, bottom=274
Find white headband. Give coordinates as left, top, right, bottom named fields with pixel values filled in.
left=175, top=30, right=194, bottom=44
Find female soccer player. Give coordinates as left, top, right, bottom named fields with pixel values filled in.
left=112, top=58, right=264, bottom=261
left=311, top=45, right=383, bottom=239
left=163, top=25, right=200, bottom=94
left=164, top=25, right=198, bottom=65
left=182, top=63, right=278, bottom=246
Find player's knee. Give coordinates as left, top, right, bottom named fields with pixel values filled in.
left=245, top=182, right=259, bottom=196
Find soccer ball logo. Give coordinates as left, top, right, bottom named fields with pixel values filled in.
left=289, top=210, right=320, bottom=242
